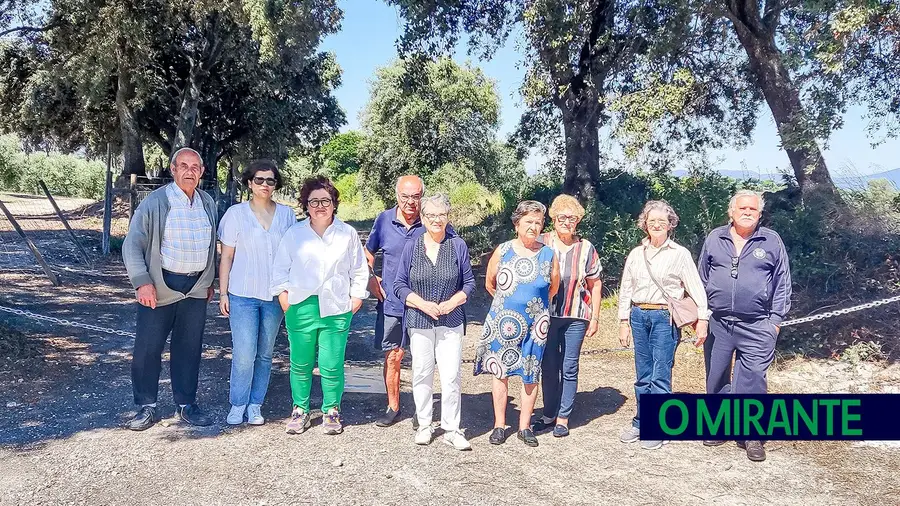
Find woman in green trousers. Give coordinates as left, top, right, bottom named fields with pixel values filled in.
left=271, top=175, right=370, bottom=435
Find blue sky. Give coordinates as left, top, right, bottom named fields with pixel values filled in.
left=323, top=0, right=898, bottom=176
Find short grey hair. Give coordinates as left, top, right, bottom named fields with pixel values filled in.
left=511, top=200, right=547, bottom=226
left=728, top=189, right=765, bottom=216
left=637, top=199, right=679, bottom=233
left=395, top=175, right=425, bottom=195
left=170, top=147, right=203, bottom=167
left=420, top=193, right=451, bottom=215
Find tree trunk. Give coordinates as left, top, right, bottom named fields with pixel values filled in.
left=559, top=91, right=602, bottom=200
left=727, top=4, right=838, bottom=199
left=173, top=62, right=202, bottom=152
left=115, top=46, right=145, bottom=176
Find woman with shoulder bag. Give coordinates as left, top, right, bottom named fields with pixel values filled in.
left=617, top=200, right=709, bottom=450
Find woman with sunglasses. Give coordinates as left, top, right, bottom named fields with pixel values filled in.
left=532, top=194, right=603, bottom=438
left=617, top=200, right=708, bottom=450
left=218, top=160, right=296, bottom=425
left=271, top=175, right=369, bottom=435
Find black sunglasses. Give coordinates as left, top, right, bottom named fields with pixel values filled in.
left=730, top=256, right=739, bottom=279
left=252, top=177, right=277, bottom=187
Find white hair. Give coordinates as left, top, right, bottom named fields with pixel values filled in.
left=728, top=189, right=765, bottom=216
left=395, top=175, right=425, bottom=195
left=420, top=193, right=451, bottom=214
left=170, top=147, right=204, bottom=167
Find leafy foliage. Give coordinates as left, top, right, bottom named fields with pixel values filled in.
left=0, top=134, right=106, bottom=198
left=357, top=57, right=510, bottom=204
left=0, top=0, right=344, bottom=173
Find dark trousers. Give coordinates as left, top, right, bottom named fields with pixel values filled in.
left=704, top=316, right=777, bottom=395
left=132, top=271, right=207, bottom=406
left=541, top=318, right=587, bottom=420
left=630, top=307, right=679, bottom=429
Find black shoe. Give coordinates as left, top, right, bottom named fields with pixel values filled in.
left=531, top=417, right=554, bottom=433
left=175, top=404, right=212, bottom=427
left=489, top=427, right=507, bottom=445
left=552, top=424, right=569, bottom=438
left=126, top=406, right=160, bottom=431
left=743, top=440, right=766, bottom=462
left=703, top=440, right=727, bottom=447
left=517, top=428, right=539, bottom=447
left=376, top=407, right=400, bottom=427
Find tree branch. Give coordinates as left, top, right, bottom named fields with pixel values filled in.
left=0, top=21, right=60, bottom=38
left=571, top=0, right=614, bottom=92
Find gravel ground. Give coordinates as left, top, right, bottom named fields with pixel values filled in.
left=1, top=261, right=899, bottom=506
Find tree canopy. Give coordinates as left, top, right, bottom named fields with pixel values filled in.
left=358, top=57, right=513, bottom=203
left=0, top=0, right=345, bottom=178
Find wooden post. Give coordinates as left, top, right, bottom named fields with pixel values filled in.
left=128, top=173, right=137, bottom=220
left=38, top=180, right=92, bottom=266
left=102, top=143, right=113, bottom=256
left=0, top=200, right=61, bottom=286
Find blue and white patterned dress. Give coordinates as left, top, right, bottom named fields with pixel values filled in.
left=474, top=241, right=554, bottom=384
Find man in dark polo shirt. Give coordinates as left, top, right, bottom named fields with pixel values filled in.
left=366, top=175, right=427, bottom=427
left=698, top=189, right=792, bottom=462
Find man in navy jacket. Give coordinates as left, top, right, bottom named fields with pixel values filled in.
left=698, top=189, right=792, bottom=462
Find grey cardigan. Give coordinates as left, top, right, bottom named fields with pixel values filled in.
left=122, top=184, right=218, bottom=307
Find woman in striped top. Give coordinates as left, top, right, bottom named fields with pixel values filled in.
left=533, top=194, right=603, bottom=437
left=394, top=194, right=476, bottom=450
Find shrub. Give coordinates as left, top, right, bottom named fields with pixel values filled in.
left=0, top=134, right=106, bottom=199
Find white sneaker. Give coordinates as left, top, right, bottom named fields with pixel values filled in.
left=442, top=430, right=472, bottom=451
left=415, top=426, right=434, bottom=445
left=620, top=425, right=640, bottom=443
left=246, top=404, right=265, bottom=425
left=226, top=405, right=246, bottom=425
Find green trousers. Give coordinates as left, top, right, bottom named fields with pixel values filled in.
left=284, top=296, right=352, bottom=412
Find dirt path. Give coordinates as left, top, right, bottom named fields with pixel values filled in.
left=1, top=263, right=898, bottom=505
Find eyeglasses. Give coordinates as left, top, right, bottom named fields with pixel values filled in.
left=646, top=219, right=669, bottom=226
left=423, top=213, right=448, bottom=222
left=556, top=215, right=579, bottom=224
left=398, top=193, right=422, bottom=203
left=307, top=198, right=333, bottom=208
left=730, top=256, right=739, bottom=279
left=252, top=177, right=277, bottom=187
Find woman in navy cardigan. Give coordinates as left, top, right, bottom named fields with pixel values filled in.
left=394, top=193, right=475, bottom=450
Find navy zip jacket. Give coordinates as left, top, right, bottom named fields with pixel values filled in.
left=698, top=225, right=792, bottom=325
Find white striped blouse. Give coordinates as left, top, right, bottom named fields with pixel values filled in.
left=218, top=202, right=296, bottom=301
left=617, top=238, right=709, bottom=321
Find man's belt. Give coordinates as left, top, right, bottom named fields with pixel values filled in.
left=634, top=303, right=668, bottom=310
left=163, top=269, right=203, bottom=277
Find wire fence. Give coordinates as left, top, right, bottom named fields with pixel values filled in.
left=0, top=186, right=102, bottom=274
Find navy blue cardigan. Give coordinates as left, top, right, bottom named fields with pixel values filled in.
left=392, top=231, right=476, bottom=325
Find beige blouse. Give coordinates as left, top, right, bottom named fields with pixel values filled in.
left=617, top=238, right=709, bottom=321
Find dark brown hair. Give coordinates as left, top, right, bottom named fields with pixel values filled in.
left=240, top=159, right=283, bottom=190
left=299, top=175, right=340, bottom=214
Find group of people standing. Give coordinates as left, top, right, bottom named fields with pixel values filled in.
left=122, top=148, right=791, bottom=462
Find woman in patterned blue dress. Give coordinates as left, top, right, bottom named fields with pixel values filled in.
left=474, top=201, right=559, bottom=447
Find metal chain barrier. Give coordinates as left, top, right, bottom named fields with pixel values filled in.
left=3, top=294, right=900, bottom=361
left=778, top=294, right=900, bottom=327
left=0, top=304, right=136, bottom=337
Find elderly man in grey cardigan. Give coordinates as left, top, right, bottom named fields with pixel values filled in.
left=122, top=147, right=217, bottom=430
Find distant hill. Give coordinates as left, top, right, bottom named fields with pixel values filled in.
left=673, top=168, right=900, bottom=190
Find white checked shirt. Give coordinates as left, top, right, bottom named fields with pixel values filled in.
left=218, top=202, right=296, bottom=300
left=271, top=217, right=370, bottom=317
left=617, top=238, right=709, bottom=321
left=161, top=183, right=212, bottom=274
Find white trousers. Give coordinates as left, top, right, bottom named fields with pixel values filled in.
left=409, top=325, right=464, bottom=432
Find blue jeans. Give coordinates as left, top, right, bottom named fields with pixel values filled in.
left=630, top=306, right=679, bottom=428
left=541, top=318, right=588, bottom=420
left=228, top=294, right=284, bottom=406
